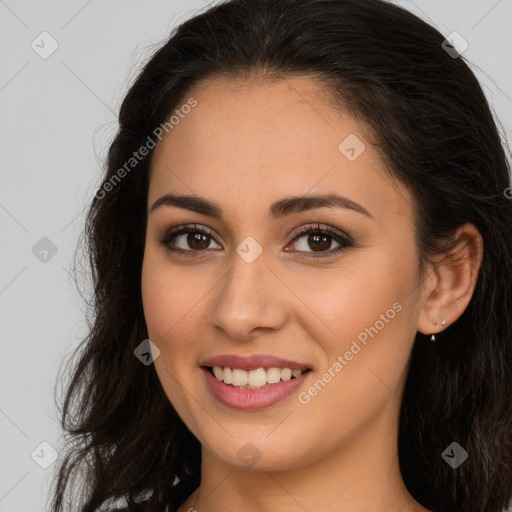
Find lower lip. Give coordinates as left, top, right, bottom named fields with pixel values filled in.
left=202, top=367, right=312, bottom=410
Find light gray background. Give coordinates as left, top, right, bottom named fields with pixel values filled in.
left=1, top=1, right=511, bottom=511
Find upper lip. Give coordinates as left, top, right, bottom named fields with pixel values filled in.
left=201, top=354, right=312, bottom=371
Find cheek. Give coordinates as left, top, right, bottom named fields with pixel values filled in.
left=140, top=252, right=216, bottom=400
left=141, top=264, right=173, bottom=342
left=141, top=255, right=206, bottom=427
left=141, top=251, right=204, bottom=343
left=286, top=258, right=402, bottom=352
left=289, top=251, right=418, bottom=406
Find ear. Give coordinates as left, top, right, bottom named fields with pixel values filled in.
left=416, top=222, right=484, bottom=336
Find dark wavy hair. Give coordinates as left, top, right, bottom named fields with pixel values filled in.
left=50, top=1, right=512, bottom=511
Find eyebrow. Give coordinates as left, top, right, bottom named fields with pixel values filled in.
left=149, top=192, right=374, bottom=221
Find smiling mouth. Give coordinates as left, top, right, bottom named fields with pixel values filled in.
left=206, top=365, right=312, bottom=390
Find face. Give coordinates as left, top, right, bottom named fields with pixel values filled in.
left=141, top=75, right=426, bottom=471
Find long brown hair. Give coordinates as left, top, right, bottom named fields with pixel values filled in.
left=51, top=1, right=512, bottom=511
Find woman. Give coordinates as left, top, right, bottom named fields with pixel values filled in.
left=51, top=0, right=512, bottom=511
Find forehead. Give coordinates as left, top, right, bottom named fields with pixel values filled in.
left=148, top=75, right=413, bottom=226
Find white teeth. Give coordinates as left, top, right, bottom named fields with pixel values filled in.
left=223, top=367, right=233, bottom=385
left=232, top=369, right=248, bottom=386
left=211, top=366, right=308, bottom=389
left=280, top=368, right=292, bottom=381
left=267, top=367, right=281, bottom=384
left=248, top=368, right=267, bottom=387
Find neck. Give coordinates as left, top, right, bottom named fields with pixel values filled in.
left=178, top=403, right=427, bottom=512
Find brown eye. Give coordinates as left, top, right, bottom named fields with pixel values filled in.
left=292, top=231, right=341, bottom=253
left=160, top=223, right=354, bottom=259
left=286, top=224, right=354, bottom=258
left=186, top=232, right=212, bottom=250
left=307, top=233, right=333, bottom=252
left=160, top=224, right=222, bottom=256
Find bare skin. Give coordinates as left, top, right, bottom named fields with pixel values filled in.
left=141, top=75, right=483, bottom=512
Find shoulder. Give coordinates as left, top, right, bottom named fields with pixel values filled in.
left=104, top=505, right=170, bottom=512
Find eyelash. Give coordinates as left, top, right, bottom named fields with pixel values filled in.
left=158, top=222, right=354, bottom=259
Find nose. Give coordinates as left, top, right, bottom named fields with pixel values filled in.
left=208, top=250, right=289, bottom=341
